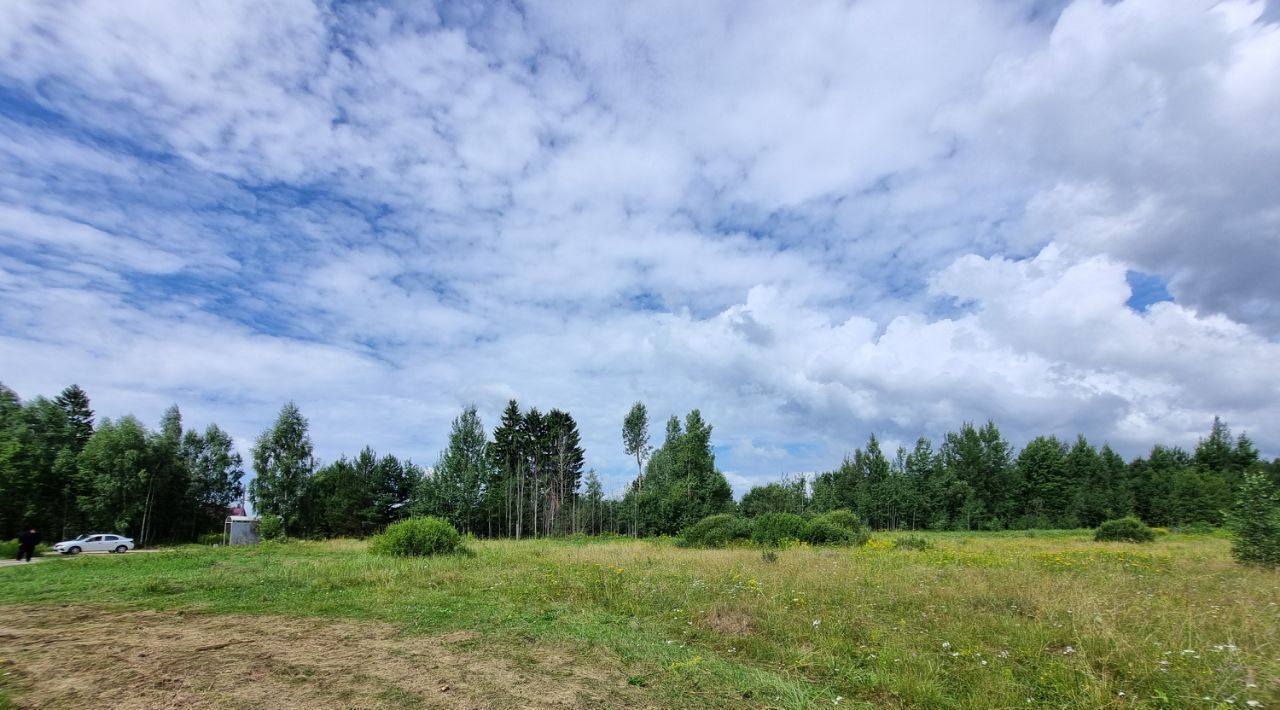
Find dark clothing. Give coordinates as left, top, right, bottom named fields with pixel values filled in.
left=16, top=529, right=39, bottom=562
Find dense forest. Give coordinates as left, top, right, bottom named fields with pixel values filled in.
left=2, top=382, right=1277, bottom=544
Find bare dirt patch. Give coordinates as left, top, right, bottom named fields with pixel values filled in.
left=702, top=607, right=754, bottom=636
left=0, top=606, right=648, bottom=709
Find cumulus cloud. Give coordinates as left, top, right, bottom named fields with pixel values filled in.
left=0, top=0, right=1277, bottom=495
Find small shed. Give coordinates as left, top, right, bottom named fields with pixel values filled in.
left=223, top=515, right=261, bottom=545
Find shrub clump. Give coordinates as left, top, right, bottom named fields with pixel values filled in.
left=258, top=513, right=286, bottom=542
left=1094, top=516, right=1156, bottom=543
left=679, top=514, right=752, bottom=548
left=892, top=535, right=933, bottom=551
left=752, top=512, right=807, bottom=547
left=369, top=516, right=462, bottom=557
left=801, top=510, right=870, bottom=547
left=1229, top=471, right=1280, bottom=566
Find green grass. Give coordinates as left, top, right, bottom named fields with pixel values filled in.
left=2, top=531, right=1277, bottom=708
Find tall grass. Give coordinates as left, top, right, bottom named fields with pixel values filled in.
left=1, top=531, right=1276, bottom=708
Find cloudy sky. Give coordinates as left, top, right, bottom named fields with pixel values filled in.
left=1, top=0, right=1278, bottom=496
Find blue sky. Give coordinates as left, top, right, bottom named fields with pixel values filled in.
left=1, top=0, right=1278, bottom=496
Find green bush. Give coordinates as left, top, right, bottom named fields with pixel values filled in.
left=800, top=519, right=856, bottom=545
left=814, top=509, right=861, bottom=530
left=1229, top=471, right=1280, bottom=566
left=258, top=514, right=285, bottom=542
left=369, top=516, right=462, bottom=557
left=751, top=512, right=807, bottom=547
left=1094, top=516, right=1156, bottom=543
left=893, top=535, right=933, bottom=551
left=800, top=510, right=870, bottom=546
left=679, top=514, right=752, bottom=548
left=197, top=533, right=224, bottom=546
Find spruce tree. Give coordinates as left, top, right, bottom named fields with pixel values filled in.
left=1229, top=471, right=1280, bottom=566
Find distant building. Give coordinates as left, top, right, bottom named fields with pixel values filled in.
left=223, top=515, right=260, bottom=545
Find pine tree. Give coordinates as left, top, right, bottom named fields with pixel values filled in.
left=489, top=400, right=523, bottom=537
left=53, top=385, right=94, bottom=451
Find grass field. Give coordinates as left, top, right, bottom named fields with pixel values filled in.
left=1, top=531, right=1277, bottom=708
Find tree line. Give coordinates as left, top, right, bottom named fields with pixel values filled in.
left=3, top=380, right=1276, bottom=543
left=745, top=419, right=1279, bottom=530
left=1, top=384, right=244, bottom=544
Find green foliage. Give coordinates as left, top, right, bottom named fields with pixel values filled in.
left=799, top=519, right=857, bottom=545
left=623, top=409, right=734, bottom=536
left=1094, top=516, right=1156, bottom=543
left=368, top=516, right=462, bottom=557
left=1228, top=471, right=1280, bottom=566
left=751, top=512, right=806, bottom=547
left=622, top=401, right=651, bottom=476
left=258, top=513, right=285, bottom=542
left=893, top=535, right=933, bottom=551
left=77, top=415, right=154, bottom=536
left=248, top=402, right=316, bottom=537
left=179, top=424, right=246, bottom=539
left=0, top=379, right=1267, bottom=550
left=307, top=447, right=416, bottom=538
left=678, top=514, right=751, bottom=548
left=0, top=539, right=18, bottom=558
left=740, top=476, right=807, bottom=517
left=196, top=533, right=223, bottom=546
left=801, top=509, right=870, bottom=546
left=1170, top=522, right=1218, bottom=534
left=474, top=401, right=588, bottom=539
left=812, top=509, right=860, bottom=530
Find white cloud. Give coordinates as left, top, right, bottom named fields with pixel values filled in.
left=0, top=0, right=1277, bottom=496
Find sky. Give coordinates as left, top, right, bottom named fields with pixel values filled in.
left=1, top=0, right=1278, bottom=497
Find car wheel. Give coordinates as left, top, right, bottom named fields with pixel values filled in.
left=115, top=545, right=128, bottom=553
left=67, top=546, right=81, bottom=555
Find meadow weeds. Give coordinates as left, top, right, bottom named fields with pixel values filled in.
left=1, top=530, right=1277, bottom=708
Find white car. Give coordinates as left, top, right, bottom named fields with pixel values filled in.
left=53, top=533, right=134, bottom=554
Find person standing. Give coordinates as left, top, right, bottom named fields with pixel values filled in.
left=15, top=526, right=40, bottom=562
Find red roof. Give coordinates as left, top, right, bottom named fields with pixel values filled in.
left=228, top=505, right=246, bottom=516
